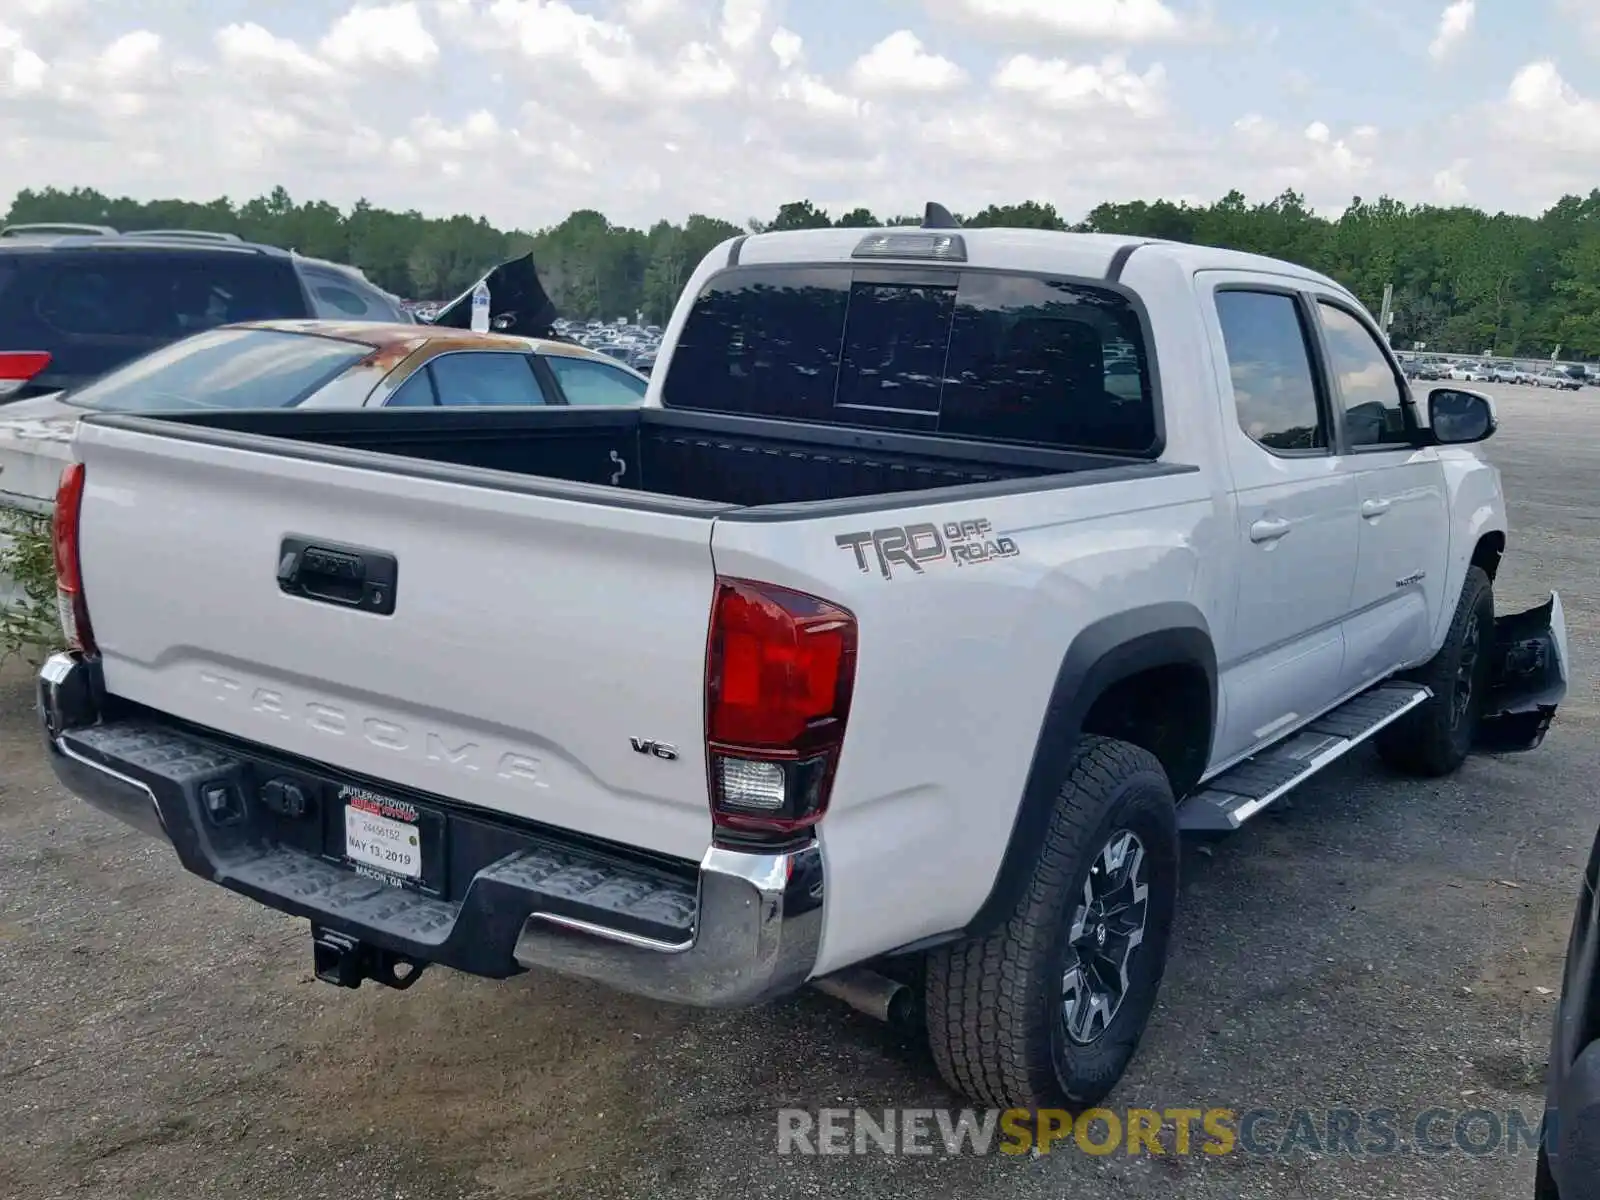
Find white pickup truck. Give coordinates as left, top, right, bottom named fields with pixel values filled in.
left=39, top=215, right=1568, bottom=1109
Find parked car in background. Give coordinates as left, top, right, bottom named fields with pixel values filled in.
left=0, top=320, right=647, bottom=603
left=1450, top=362, right=1490, bottom=382
left=0, top=225, right=409, bottom=407
left=1, top=320, right=649, bottom=611
left=1536, top=370, right=1583, bottom=391
left=1539, top=817, right=1600, bottom=1199
left=2, top=320, right=646, bottom=428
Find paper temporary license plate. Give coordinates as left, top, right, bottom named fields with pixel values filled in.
left=342, top=786, right=424, bottom=880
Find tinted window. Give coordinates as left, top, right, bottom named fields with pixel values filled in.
left=664, top=268, right=850, bottom=422
left=303, top=271, right=407, bottom=323
left=386, top=369, right=436, bottom=406
left=0, top=250, right=309, bottom=395
left=1317, top=302, right=1409, bottom=447
left=836, top=280, right=954, bottom=415
left=544, top=355, right=647, bottom=405
left=1214, top=290, right=1326, bottom=453
left=428, top=351, right=547, bottom=406
left=67, top=328, right=366, bottom=412
left=661, top=266, right=1156, bottom=454
left=940, top=274, right=1155, bottom=451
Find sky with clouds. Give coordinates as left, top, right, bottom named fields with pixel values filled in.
left=0, top=0, right=1596, bottom=232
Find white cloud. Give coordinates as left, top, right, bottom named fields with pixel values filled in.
left=718, top=0, right=765, bottom=49
left=215, top=23, right=334, bottom=81
left=850, top=31, right=965, bottom=94
left=935, top=0, right=1190, bottom=41
left=769, top=26, right=802, bottom=69
left=0, top=25, right=48, bottom=94
left=1230, top=114, right=1375, bottom=192
left=774, top=72, right=864, bottom=121
left=320, top=3, right=440, bottom=71
left=0, top=0, right=1576, bottom=240
left=96, top=31, right=162, bottom=83
left=994, top=54, right=1166, bottom=116
left=1496, top=61, right=1600, bottom=153
left=1427, top=0, right=1474, bottom=61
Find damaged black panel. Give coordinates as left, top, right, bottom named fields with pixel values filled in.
left=1477, top=592, right=1570, bottom=753
left=428, top=252, right=563, bottom=339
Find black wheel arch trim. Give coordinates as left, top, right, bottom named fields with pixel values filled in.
left=961, top=603, right=1217, bottom=939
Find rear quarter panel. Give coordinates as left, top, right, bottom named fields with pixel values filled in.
left=711, top=469, right=1219, bottom=975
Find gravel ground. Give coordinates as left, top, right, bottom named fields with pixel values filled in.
left=1, top=381, right=1596, bottom=1200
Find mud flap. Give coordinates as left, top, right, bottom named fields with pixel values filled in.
left=1476, top=591, right=1569, bottom=753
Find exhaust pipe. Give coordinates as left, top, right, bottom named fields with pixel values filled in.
left=812, top=967, right=913, bottom=1024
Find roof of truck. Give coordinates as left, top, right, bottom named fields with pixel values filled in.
left=730, top=226, right=1348, bottom=295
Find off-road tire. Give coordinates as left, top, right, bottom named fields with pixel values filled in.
left=923, top=736, right=1179, bottom=1109
left=1375, top=565, right=1494, bottom=777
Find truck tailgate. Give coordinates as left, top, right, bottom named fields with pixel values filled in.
left=71, top=419, right=720, bottom=862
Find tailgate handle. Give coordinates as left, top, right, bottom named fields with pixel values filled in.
left=278, top=536, right=398, bottom=615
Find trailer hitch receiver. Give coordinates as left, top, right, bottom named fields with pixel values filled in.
left=311, top=925, right=427, bottom=990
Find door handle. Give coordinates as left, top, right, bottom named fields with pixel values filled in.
left=1249, top=517, right=1292, bottom=543
left=1361, top=498, right=1392, bottom=519
left=278, top=536, right=398, bottom=615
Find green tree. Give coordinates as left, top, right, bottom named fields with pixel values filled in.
left=9, top=183, right=1600, bottom=359
left=834, top=207, right=880, bottom=228
left=969, top=201, right=1066, bottom=229
left=765, top=199, right=832, bottom=230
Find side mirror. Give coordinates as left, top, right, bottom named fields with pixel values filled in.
left=1428, top=387, right=1496, bottom=445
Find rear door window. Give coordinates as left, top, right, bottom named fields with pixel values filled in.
left=65, top=328, right=367, bottom=411
left=301, top=269, right=408, bottom=323
left=385, top=368, right=438, bottom=406
left=1214, top=289, right=1328, bottom=453
left=543, top=355, right=648, bottom=405
left=0, top=250, right=309, bottom=395
left=661, top=265, right=1157, bottom=454
left=427, top=351, right=549, bottom=405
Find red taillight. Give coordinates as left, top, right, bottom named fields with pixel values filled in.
left=705, top=577, right=857, bottom=842
left=0, top=351, right=51, bottom=398
left=53, top=462, right=95, bottom=655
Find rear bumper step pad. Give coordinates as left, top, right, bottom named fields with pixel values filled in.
left=39, top=653, right=823, bottom=1007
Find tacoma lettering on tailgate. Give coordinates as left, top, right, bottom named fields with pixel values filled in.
left=835, top=518, right=1020, bottom=580
left=196, top=670, right=549, bottom=788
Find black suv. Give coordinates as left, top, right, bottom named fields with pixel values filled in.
left=0, top=224, right=410, bottom=401
left=1540, top=817, right=1600, bottom=1199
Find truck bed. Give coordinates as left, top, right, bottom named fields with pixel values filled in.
left=64, top=401, right=1195, bottom=867
left=79, top=406, right=1170, bottom=514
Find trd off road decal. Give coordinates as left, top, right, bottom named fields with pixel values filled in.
left=835, top=517, right=1020, bottom=579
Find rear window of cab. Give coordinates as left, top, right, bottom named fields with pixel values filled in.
left=660, top=265, right=1157, bottom=456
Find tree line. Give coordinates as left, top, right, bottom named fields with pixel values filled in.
left=9, top=184, right=1600, bottom=359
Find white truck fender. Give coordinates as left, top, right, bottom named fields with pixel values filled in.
left=1431, top=447, right=1507, bottom=653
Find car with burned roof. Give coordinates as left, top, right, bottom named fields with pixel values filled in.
left=39, top=206, right=1568, bottom=1109
left=0, top=318, right=647, bottom=594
